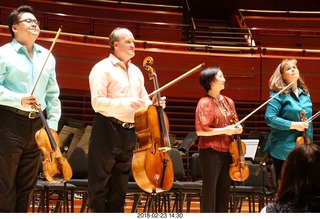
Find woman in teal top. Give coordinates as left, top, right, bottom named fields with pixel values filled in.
left=264, top=58, right=313, bottom=189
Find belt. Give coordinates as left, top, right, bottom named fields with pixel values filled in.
left=1, top=105, right=40, bottom=119
left=108, top=117, right=135, bottom=129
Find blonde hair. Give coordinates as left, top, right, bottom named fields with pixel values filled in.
left=269, top=59, right=309, bottom=94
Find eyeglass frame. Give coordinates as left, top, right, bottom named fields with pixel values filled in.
left=14, top=18, right=40, bottom=26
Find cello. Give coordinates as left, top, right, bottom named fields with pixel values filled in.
left=32, top=27, right=72, bottom=183
left=132, top=57, right=174, bottom=194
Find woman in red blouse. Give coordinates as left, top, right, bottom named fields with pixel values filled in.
left=195, top=67, right=243, bottom=212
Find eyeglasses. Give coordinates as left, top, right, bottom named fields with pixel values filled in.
left=15, top=18, right=40, bottom=26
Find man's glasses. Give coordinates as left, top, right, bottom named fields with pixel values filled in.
left=15, top=18, right=40, bottom=26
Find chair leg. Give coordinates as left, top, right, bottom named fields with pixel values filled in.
left=251, top=195, right=256, bottom=213
left=80, top=192, right=89, bottom=213
left=186, top=194, right=191, bottom=213
left=131, top=194, right=142, bottom=213
left=237, top=197, right=243, bottom=212
left=180, top=193, right=187, bottom=212
left=35, top=189, right=45, bottom=212
left=248, top=196, right=252, bottom=213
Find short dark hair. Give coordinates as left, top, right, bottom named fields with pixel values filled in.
left=8, top=5, right=36, bottom=38
left=199, top=67, right=220, bottom=93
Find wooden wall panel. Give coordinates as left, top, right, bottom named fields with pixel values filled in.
left=131, top=50, right=261, bottom=101
left=0, top=4, right=184, bottom=42
left=0, top=32, right=261, bottom=101
left=3, top=31, right=320, bottom=106
left=244, top=16, right=320, bottom=29
left=0, top=0, right=183, bottom=24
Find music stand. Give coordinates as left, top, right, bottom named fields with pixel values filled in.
left=177, top=131, right=198, bottom=154
left=242, top=139, right=259, bottom=162
left=177, top=131, right=198, bottom=180
left=242, top=138, right=269, bottom=208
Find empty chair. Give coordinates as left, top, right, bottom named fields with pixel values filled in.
left=66, top=146, right=89, bottom=212
left=58, top=125, right=85, bottom=159
left=169, top=149, right=202, bottom=212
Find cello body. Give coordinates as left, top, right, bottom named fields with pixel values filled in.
left=132, top=105, right=174, bottom=193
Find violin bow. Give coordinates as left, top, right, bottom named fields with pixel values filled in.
left=307, top=110, right=320, bottom=123
left=148, top=63, right=205, bottom=98
left=30, top=26, right=62, bottom=96
left=234, top=81, right=294, bottom=127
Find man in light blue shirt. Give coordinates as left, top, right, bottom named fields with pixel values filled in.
left=0, top=5, right=61, bottom=212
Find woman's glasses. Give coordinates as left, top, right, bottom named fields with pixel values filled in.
left=15, top=18, right=40, bottom=26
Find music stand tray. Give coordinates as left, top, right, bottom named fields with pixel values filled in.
left=177, top=131, right=198, bottom=154
left=242, top=139, right=259, bottom=162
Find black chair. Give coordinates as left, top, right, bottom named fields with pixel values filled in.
left=65, top=146, right=89, bottom=212
left=31, top=181, right=45, bottom=212
left=37, top=180, right=76, bottom=213
left=76, top=125, right=92, bottom=157
left=265, top=164, right=276, bottom=204
left=126, top=170, right=149, bottom=213
left=58, top=125, right=84, bottom=159
left=190, top=153, right=202, bottom=182
left=35, top=146, right=77, bottom=212
left=128, top=150, right=181, bottom=213
left=230, top=163, right=271, bottom=213
left=168, top=149, right=202, bottom=212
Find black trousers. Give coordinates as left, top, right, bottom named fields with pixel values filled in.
left=0, top=108, right=42, bottom=212
left=199, top=148, right=232, bottom=212
left=271, top=156, right=284, bottom=192
left=88, top=113, right=136, bottom=212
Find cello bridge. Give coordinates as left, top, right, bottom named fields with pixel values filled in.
left=158, top=147, right=171, bottom=152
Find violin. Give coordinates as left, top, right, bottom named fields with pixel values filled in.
left=132, top=56, right=174, bottom=194
left=228, top=82, right=294, bottom=181
left=31, top=27, right=72, bottom=183
left=35, top=103, right=73, bottom=184
left=229, top=118, right=249, bottom=182
left=296, top=110, right=311, bottom=145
